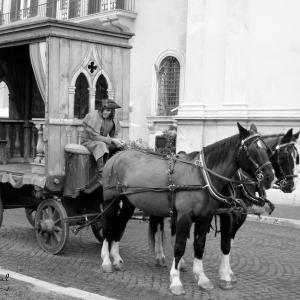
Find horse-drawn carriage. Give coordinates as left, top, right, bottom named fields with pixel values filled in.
left=1, top=18, right=300, bottom=296
left=0, top=18, right=131, bottom=254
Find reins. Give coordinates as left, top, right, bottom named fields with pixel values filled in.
left=71, top=133, right=274, bottom=233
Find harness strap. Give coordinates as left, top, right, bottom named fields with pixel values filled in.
left=198, top=151, right=242, bottom=206
left=167, top=156, right=177, bottom=218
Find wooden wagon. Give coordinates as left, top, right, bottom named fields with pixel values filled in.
left=0, top=18, right=132, bottom=254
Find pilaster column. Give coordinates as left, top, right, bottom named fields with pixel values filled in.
left=222, top=0, right=249, bottom=116
left=177, top=0, right=207, bottom=117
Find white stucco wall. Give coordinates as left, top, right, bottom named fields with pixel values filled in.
left=176, top=0, right=300, bottom=153
left=247, top=0, right=300, bottom=110
left=128, top=0, right=187, bottom=143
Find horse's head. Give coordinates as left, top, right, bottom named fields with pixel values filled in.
left=270, top=129, right=299, bottom=192
left=236, top=123, right=275, bottom=189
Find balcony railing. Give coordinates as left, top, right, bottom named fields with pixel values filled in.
left=0, top=0, right=135, bottom=26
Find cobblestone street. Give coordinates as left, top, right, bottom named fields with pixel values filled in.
left=0, top=208, right=299, bottom=300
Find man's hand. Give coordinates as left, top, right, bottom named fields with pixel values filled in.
left=112, top=138, right=126, bottom=148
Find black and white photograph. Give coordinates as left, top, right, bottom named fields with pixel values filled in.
left=0, top=0, right=299, bottom=299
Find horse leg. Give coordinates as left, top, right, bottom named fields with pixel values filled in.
left=219, top=213, right=235, bottom=289
left=170, top=213, right=192, bottom=295
left=228, top=213, right=247, bottom=283
left=149, top=216, right=166, bottom=267
left=193, top=215, right=214, bottom=291
left=111, top=197, right=135, bottom=271
left=219, top=211, right=247, bottom=289
left=101, top=197, right=120, bottom=273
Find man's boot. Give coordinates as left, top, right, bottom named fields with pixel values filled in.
left=96, top=157, right=104, bottom=184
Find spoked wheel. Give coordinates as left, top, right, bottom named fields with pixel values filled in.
left=0, top=192, right=3, bottom=228
left=35, top=199, right=69, bottom=254
left=91, top=219, right=104, bottom=244
left=25, top=207, right=37, bottom=227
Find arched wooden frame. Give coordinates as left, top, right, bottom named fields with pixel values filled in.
left=74, top=73, right=89, bottom=119
left=95, top=74, right=108, bottom=110
left=69, top=68, right=114, bottom=119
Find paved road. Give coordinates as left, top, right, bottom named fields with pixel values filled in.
left=0, top=209, right=299, bottom=300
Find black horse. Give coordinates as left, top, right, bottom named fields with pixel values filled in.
left=217, top=128, right=299, bottom=289
left=148, top=127, right=299, bottom=291
left=100, top=123, right=274, bottom=295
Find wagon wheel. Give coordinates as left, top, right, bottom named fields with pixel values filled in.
left=0, top=193, right=3, bottom=228
left=25, top=208, right=37, bottom=227
left=35, top=199, right=69, bottom=254
left=91, top=218, right=104, bottom=244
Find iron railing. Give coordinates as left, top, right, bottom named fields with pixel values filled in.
left=0, top=0, right=135, bottom=26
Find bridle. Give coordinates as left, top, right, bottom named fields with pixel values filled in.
left=270, top=141, right=299, bottom=189
left=237, top=134, right=273, bottom=183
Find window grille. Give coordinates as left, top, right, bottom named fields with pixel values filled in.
left=95, top=74, right=108, bottom=110
left=74, top=73, right=89, bottom=119
left=157, top=56, right=180, bottom=116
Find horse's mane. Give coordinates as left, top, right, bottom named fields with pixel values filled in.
left=262, top=134, right=283, bottom=150
left=203, top=134, right=240, bottom=166
left=176, top=151, right=199, bottom=160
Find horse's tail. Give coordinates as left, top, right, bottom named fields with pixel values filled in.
left=148, top=216, right=165, bottom=253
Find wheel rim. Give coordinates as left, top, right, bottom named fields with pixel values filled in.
left=35, top=200, right=69, bottom=254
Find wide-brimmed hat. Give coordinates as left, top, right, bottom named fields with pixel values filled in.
left=101, top=99, right=121, bottom=109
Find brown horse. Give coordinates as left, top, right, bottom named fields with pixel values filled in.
left=100, top=123, right=275, bottom=295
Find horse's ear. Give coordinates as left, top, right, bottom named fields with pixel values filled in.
left=282, top=128, right=293, bottom=144
left=292, top=130, right=300, bottom=141
left=237, top=122, right=249, bottom=140
left=249, top=124, right=258, bottom=133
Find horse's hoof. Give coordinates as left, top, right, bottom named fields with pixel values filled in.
left=170, top=285, right=185, bottom=295
left=230, top=274, right=237, bottom=283
left=113, top=263, right=123, bottom=271
left=156, top=258, right=167, bottom=268
left=102, top=264, right=113, bottom=273
left=219, top=280, right=233, bottom=290
left=198, top=280, right=214, bottom=291
left=113, top=260, right=124, bottom=271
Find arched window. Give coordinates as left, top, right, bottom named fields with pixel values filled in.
left=0, top=81, right=9, bottom=118
left=74, top=73, right=89, bottom=119
left=95, top=74, right=108, bottom=110
left=157, top=56, right=180, bottom=116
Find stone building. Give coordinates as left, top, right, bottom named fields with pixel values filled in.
left=1, top=0, right=300, bottom=149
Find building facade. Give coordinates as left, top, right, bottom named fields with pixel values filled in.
left=0, top=0, right=300, bottom=149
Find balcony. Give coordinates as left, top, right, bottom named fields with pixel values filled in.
left=0, top=0, right=136, bottom=31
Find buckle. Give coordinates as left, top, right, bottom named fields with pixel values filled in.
left=168, top=184, right=176, bottom=192
left=194, top=160, right=202, bottom=167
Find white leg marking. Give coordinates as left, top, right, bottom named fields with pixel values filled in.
left=219, top=254, right=231, bottom=281
left=110, top=241, right=123, bottom=265
left=169, top=258, right=184, bottom=294
left=101, top=240, right=111, bottom=268
left=155, top=228, right=165, bottom=262
left=193, top=258, right=211, bottom=285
